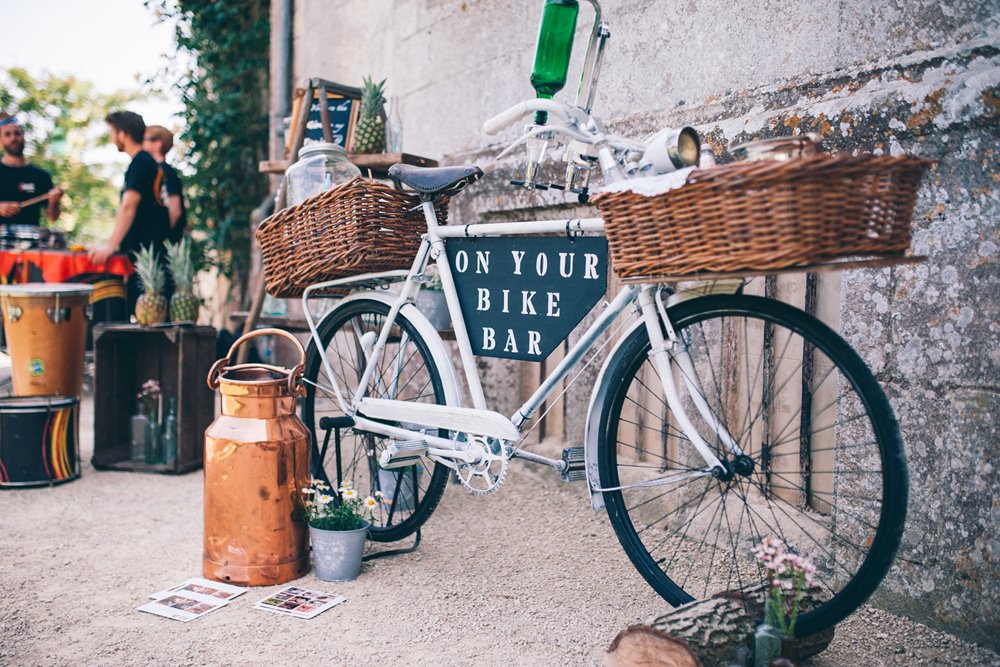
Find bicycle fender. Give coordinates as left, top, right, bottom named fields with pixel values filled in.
left=325, top=291, right=463, bottom=410
left=583, top=317, right=648, bottom=511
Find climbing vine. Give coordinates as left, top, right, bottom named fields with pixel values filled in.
left=148, top=0, right=270, bottom=287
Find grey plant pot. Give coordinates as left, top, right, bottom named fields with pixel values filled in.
left=309, top=520, right=369, bottom=581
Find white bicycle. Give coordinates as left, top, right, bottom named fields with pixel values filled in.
left=294, top=92, right=907, bottom=635
left=298, top=19, right=906, bottom=639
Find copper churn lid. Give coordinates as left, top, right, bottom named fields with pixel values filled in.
left=207, top=328, right=306, bottom=416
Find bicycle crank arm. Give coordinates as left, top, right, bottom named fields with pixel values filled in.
left=379, top=438, right=483, bottom=469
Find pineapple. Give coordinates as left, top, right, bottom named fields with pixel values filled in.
left=353, top=75, right=386, bottom=154
left=165, top=238, right=200, bottom=323
left=133, top=244, right=168, bottom=326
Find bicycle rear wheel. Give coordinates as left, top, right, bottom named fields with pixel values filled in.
left=597, top=294, right=907, bottom=636
left=302, top=298, right=451, bottom=542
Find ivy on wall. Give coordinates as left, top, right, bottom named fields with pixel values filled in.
left=148, top=0, right=270, bottom=288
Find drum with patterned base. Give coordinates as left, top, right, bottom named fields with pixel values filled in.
left=0, top=396, right=79, bottom=488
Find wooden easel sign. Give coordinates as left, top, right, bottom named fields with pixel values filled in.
left=305, top=92, right=360, bottom=150
left=284, top=79, right=362, bottom=158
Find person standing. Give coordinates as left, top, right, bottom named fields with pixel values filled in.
left=0, top=116, right=63, bottom=225
left=143, top=125, right=187, bottom=243
left=90, top=110, right=170, bottom=311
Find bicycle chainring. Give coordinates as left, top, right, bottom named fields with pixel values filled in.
left=455, top=437, right=509, bottom=496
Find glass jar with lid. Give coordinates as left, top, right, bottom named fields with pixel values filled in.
left=285, top=142, right=361, bottom=206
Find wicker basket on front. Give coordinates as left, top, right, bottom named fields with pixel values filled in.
left=592, top=154, right=932, bottom=279
left=256, top=177, right=448, bottom=298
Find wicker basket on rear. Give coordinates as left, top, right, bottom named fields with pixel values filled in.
left=256, top=177, right=448, bottom=297
left=592, top=154, right=932, bottom=279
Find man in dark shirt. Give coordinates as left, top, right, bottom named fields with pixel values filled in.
left=143, top=125, right=187, bottom=242
left=90, top=110, right=170, bottom=311
left=0, top=116, right=63, bottom=225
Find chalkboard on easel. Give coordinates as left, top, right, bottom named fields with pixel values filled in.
left=304, top=92, right=358, bottom=148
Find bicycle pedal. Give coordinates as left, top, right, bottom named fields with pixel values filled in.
left=379, top=439, right=428, bottom=469
left=560, top=447, right=586, bottom=482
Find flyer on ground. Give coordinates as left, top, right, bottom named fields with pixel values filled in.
left=136, top=592, right=230, bottom=623
left=254, top=586, right=346, bottom=619
left=148, top=577, right=248, bottom=601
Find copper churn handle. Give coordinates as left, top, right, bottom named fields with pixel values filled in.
left=207, top=327, right=307, bottom=397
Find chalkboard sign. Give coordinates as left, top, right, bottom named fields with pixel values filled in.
left=447, top=237, right=609, bottom=361
left=304, top=92, right=358, bottom=148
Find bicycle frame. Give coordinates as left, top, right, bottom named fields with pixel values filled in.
left=301, top=200, right=740, bottom=482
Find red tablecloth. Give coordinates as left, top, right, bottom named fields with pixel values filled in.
left=0, top=250, right=133, bottom=284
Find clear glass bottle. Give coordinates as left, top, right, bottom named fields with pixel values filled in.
left=385, top=96, right=403, bottom=153
left=285, top=142, right=362, bottom=206
left=162, top=397, right=178, bottom=468
left=145, top=395, right=162, bottom=464
left=530, top=0, right=580, bottom=124
left=130, top=402, right=149, bottom=462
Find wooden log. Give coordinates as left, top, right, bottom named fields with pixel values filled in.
left=604, top=625, right=702, bottom=667
left=639, top=589, right=835, bottom=666
left=647, top=596, right=759, bottom=666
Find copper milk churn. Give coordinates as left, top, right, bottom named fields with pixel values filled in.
left=203, top=328, right=311, bottom=586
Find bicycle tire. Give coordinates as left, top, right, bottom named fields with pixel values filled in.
left=597, top=293, right=907, bottom=636
left=302, top=298, right=450, bottom=542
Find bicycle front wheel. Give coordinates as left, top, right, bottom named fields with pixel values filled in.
left=597, top=293, right=907, bottom=636
left=302, top=298, right=451, bottom=543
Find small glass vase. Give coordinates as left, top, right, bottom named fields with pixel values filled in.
left=754, top=600, right=783, bottom=667
left=130, top=403, right=150, bottom=462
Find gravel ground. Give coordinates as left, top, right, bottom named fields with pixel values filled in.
left=2, top=395, right=998, bottom=666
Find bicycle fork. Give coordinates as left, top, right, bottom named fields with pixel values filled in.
left=636, top=287, right=745, bottom=477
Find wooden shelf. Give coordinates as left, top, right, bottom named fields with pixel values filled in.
left=259, top=152, right=439, bottom=175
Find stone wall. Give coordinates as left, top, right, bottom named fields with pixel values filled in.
left=276, top=0, right=1000, bottom=648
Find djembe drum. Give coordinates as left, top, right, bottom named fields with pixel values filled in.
left=0, top=283, right=93, bottom=398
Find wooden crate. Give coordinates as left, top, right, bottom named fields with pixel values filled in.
left=91, top=323, right=216, bottom=474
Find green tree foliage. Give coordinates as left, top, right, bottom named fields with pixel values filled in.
left=148, top=0, right=270, bottom=285
left=0, top=68, right=134, bottom=245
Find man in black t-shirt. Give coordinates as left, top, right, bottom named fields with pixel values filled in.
left=0, top=116, right=63, bottom=225
left=144, top=125, right=187, bottom=243
left=90, top=110, right=171, bottom=311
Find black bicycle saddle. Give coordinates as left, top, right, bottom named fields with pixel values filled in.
left=388, top=164, right=483, bottom=198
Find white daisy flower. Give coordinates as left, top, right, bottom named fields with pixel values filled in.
left=317, top=494, right=334, bottom=506
left=364, top=496, right=377, bottom=509
left=341, top=488, right=358, bottom=500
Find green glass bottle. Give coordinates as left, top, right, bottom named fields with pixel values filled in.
left=530, top=0, right=579, bottom=124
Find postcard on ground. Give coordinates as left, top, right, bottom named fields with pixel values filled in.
left=254, top=586, right=346, bottom=619
left=137, top=592, right=229, bottom=623
left=149, top=577, right=248, bottom=601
